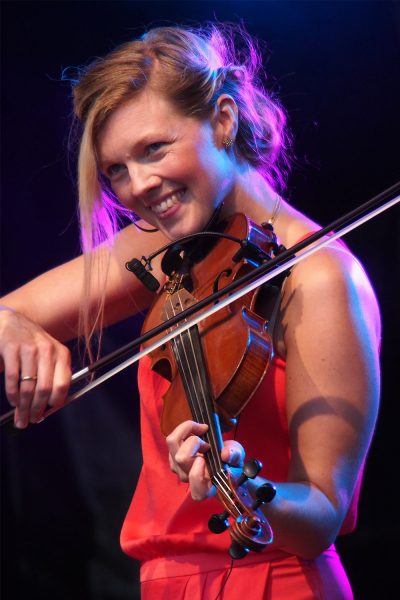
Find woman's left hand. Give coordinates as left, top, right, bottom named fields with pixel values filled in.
left=166, top=420, right=245, bottom=500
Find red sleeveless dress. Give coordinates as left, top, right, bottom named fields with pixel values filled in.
left=120, top=228, right=360, bottom=597
left=120, top=350, right=358, bottom=599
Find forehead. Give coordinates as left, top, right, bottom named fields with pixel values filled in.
left=97, top=89, right=186, bottom=158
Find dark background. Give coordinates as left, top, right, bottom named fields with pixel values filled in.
left=1, top=1, right=399, bottom=599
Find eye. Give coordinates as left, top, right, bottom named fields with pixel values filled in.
left=145, top=141, right=167, bottom=156
left=107, top=163, right=126, bottom=177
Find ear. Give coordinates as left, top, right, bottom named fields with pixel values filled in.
left=213, top=94, right=239, bottom=145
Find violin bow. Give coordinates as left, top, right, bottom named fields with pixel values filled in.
left=1, top=181, right=399, bottom=427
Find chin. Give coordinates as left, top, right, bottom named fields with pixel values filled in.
left=159, top=204, right=215, bottom=240
left=161, top=219, right=199, bottom=241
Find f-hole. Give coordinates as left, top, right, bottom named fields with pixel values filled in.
left=213, top=269, right=233, bottom=297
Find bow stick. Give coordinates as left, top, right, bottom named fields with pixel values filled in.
left=1, top=181, right=399, bottom=427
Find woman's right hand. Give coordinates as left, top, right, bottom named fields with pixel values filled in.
left=0, top=307, right=71, bottom=428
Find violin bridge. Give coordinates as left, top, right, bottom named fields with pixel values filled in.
left=165, top=271, right=191, bottom=295
left=161, top=286, right=199, bottom=321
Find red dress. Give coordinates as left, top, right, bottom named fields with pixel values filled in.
left=120, top=351, right=358, bottom=599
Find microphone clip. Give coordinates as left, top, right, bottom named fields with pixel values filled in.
left=125, top=255, right=160, bottom=292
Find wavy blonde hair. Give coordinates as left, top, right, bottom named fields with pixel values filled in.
left=70, top=24, right=291, bottom=353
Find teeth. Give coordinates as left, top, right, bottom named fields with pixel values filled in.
left=151, top=192, right=183, bottom=214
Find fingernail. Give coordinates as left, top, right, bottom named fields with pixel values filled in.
left=15, top=420, right=26, bottom=429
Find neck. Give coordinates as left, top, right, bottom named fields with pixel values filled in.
left=220, top=166, right=280, bottom=226
left=220, top=164, right=322, bottom=249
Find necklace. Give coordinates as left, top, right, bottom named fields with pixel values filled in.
left=267, top=195, right=282, bottom=226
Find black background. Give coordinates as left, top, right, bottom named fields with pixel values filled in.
left=1, top=1, right=399, bottom=599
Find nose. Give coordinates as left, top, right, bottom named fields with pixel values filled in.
left=127, top=163, right=162, bottom=199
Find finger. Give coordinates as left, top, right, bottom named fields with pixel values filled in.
left=15, top=345, right=38, bottom=428
left=168, top=450, right=193, bottom=482
left=166, top=421, right=208, bottom=456
left=29, top=343, right=56, bottom=423
left=168, top=453, right=179, bottom=475
left=167, top=420, right=208, bottom=444
left=174, top=435, right=209, bottom=469
left=188, top=455, right=212, bottom=501
left=47, top=345, right=71, bottom=407
left=3, top=343, right=21, bottom=408
left=221, top=440, right=245, bottom=467
left=170, top=461, right=189, bottom=482
left=28, top=344, right=71, bottom=423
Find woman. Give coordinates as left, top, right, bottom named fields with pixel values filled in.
left=0, top=25, right=380, bottom=598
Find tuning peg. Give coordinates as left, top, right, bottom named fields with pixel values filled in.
left=251, top=482, right=276, bottom=510
left=229, top=540, right=249, bottom=560
left=236, top=458, right=263, bottom=488
left=208, top=511, right=230, bottom=534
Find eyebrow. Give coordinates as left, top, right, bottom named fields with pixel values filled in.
left=98, top=133, right=167, bottom=169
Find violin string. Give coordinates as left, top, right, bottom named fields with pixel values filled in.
left=213, top=471, right=242, bottom=513
left=167, top=297, right=203, bottom=425
left=172, top=334, right=204, bottom=427
left=181, top=329, right=226, bottom=473
left=184, top=332, right=224, bottom=474
left=165, top=292, right=245, bottom=503
left=173, top=332, right=221, bottom=478
left=170, top=297, right=240, bottom=504
left=212, top=466, right=274, bottom=541
left=173, top=350, right=229, bottom=493
left=175, top=336, right=244, bottom=502
left=167, top=292, right=222, bottom=477
left=174, top=352, right=229, bottom=491
left=175, top=292, right=223, bottom=476
left=169, top=294, right=205, bottom=428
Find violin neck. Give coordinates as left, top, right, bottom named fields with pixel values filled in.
left=171, top=325, right=226, bottom=480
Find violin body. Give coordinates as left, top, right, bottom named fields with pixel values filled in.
left=141, top=213, right=276, bottom=436
left=141, top=213, right=279, bottom=557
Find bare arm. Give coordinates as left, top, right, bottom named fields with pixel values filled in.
left=1, top=223, right=169, bottom=340
left=250, top=247, right=380, bottom=557
left=167, top=247, right=381, bottom=558
left=0, top=222, right=169, bottom=426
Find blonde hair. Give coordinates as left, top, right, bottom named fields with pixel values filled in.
left=69, top=23, right=291, bottom=353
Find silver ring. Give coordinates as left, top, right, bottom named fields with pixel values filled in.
left=19, top=375, right=38, bottom=383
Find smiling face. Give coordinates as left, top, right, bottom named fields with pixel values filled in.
left=96, top=88, right=237, bottom=240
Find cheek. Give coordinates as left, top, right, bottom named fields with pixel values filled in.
left=198, top=151, right=233, bottom=202
left=195, top=135, right=233, bottom=193
left=166, top=143, right=229, bottom=195
left=110, top=182, right=133, bottom=208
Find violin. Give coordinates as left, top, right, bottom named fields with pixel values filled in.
left=141, top=213, right=281, bottom=559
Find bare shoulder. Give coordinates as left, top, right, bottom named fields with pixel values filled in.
left=281, top=242, right=381, bottom=347
left=279, top=241, right=381, bottom=421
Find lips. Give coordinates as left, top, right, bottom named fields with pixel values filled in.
left=148, top=189, right=185, bottom=215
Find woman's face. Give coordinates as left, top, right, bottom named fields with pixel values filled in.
left=97, top=88, right=235, bottom=240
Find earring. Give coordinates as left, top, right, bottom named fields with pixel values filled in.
left=222, top=137, right=234, bottom=150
